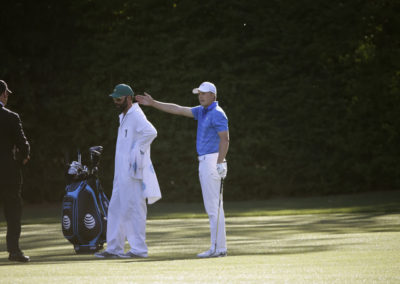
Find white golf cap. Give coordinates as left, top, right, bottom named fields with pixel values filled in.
left=192, top=81, right=217, bottom=95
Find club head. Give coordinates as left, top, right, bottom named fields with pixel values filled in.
left=89, top=146, right=103, bottom=167
left=89, top=146, right=103, bottom=156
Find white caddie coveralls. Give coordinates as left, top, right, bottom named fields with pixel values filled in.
left=106, top=103, right=161, bottom=256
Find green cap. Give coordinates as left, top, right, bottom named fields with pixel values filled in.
left=109, top=84, right=134, bottom=98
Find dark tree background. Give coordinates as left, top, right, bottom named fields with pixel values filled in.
left=1, top=0, right=399, bottom=203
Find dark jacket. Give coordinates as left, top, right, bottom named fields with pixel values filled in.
left=0, top=103, right=30, bottom=185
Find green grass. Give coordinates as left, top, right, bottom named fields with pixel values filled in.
left=0, top=190, right=400, bottom=283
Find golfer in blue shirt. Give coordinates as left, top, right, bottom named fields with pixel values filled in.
left=135, top=81, right=229, bottom=258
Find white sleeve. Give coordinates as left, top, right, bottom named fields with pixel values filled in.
left=135, top=112, right=157, bottom=153
left=130, top=110, right=157, bottom=179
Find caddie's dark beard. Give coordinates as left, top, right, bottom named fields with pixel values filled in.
left=115, top=96, right=128, bottom=112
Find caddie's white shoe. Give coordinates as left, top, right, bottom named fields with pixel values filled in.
left=120, top=251, right=148, bottom=258
left=197, top=249, right=227, bottom=258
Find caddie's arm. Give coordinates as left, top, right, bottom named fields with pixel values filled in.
left=217, top=130, right=229, bottom=164
left=135, top=115, right=157, bottom=153
left=135, top=92, right=193, bottom=118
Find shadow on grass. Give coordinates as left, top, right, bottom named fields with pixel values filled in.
left=0, top=244, right=337, bottom=266
left=2, top=212, right=399, bottom=266
left=1, top=190, right=399, bottom=226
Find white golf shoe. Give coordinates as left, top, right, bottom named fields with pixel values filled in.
left=197, top=248, right=227, bottom=258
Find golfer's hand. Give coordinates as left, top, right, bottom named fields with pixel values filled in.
left=216, top=162, right=227, bottom=179
left=135, top=92, right=154, bottom=106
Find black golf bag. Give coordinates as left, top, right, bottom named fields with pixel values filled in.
left=62, top=146, right=110, bottom=254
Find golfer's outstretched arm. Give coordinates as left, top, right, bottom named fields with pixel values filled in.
left=135, top=92, right=193, bottom=118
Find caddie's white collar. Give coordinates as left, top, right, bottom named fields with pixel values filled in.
left=119, top=103, right=140, bottom=124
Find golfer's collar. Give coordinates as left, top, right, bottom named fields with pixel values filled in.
left=0, top=101, right=4, bottom=107
left=203, top=101, right=218, bottom=112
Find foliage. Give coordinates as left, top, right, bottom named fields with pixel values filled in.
left=1, top=0, right=399, bottom=202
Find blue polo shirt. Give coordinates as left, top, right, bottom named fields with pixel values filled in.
left=191, top=101, right=228, bottom=156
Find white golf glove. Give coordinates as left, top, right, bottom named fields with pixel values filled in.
left=216, top=161, right=227, bottom=179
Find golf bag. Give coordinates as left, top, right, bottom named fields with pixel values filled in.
left=61, top=146, right=110, bottom=254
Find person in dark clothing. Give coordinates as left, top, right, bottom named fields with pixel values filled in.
left=0, top=80, right=30, bottom=262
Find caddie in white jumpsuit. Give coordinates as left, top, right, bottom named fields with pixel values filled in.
left=135, top=81, right=229, bottom=258
left=95, top=83, right=161, bottom=259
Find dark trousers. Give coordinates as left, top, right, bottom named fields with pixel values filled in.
left=0, top=182, right=23, bottom=254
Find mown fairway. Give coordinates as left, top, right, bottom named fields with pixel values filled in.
left=1, top=192, right=400, bottom=283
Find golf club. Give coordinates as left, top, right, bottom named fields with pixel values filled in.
left=214, top=177, right=224, bottom=255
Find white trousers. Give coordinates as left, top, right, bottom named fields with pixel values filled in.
left=198, top=153, right=227, bottom=251
left=106, top=178, right=147, bottom=255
